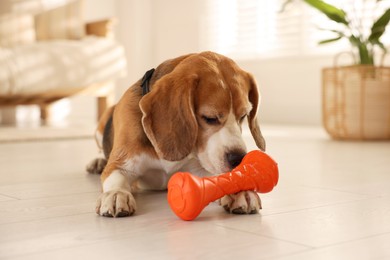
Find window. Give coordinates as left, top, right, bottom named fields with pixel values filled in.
left=202, top=0, right=390, bottom=60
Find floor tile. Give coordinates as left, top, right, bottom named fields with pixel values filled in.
left=260, top=183, right=373, bottom=216
left=1, top=213, right=308, bottom=260
left=0, top=192, right=99, bottom=224
left=216, top=197, right=390, bottom=247
left=276, top=232, right=390, bottom=260
left=0, top=194, right=16, bottom=202
left=0, top=176, right=100, bottom=199
left=1, top=125, right=389, bottom=259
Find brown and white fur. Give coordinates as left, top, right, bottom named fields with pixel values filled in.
left=86, top=51, right=266, bottom=217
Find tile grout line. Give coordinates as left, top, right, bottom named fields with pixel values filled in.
left=261, top=196, right=385, bottom=217
left=298, top=184, right=386, bottom=198
left=0, top=193, right=20, bottom=201
left=214, top=223, right=315, bottom=249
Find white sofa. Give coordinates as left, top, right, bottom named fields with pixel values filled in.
left=0, top=0, right=127, bottom=124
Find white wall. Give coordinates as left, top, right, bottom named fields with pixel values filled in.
left=150, top=0, right=204, bottom=65
left=84, top=0, right=116, bottom=21
left=113, top=0, right=204, bottom=96
left=69, top=0, right=335, bottom=126
left=144, top=0, right=333, bottom=125
left=238, top=56, right=334, bottom=125
left=115, top=0, right=153, bottom=96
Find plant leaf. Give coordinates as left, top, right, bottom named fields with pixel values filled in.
left=376, top=41, right=387, bottom=54
left=318, top=36, right=342, bottom=44
left=349, top=35, right=361, bottom=46
left=316, top=27, right=345, bottom=35
left=303, top=0, right=349, bottom=25
left=369, top=8, right=390, bottom=43
left=371, top=38, right=387, bottom=54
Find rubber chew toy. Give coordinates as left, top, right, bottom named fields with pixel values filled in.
left=167, top=150, right=279, bottom=221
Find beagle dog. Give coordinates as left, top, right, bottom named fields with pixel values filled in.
left=86, top=51, right=266, bottom=217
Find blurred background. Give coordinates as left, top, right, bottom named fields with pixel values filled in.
left=1, top=0, right=389, bottom=132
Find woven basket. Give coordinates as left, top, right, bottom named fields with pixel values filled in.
left=322, top=65, right=390, bottom=140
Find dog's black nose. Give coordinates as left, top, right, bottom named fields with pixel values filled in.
left=226, top=151, right=246, bottom=169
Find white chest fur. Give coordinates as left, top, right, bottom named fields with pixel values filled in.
left=121, top=154, right=198, bottom=190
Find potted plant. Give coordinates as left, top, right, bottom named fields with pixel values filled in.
left=283, top=0, right=390, bottom=140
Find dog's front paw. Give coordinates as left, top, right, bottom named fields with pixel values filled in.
left=86, top=158, right=107, bottom=174
left=96, top=189, right=136, bottom=217
left=220, top=191, right=262, bottom=214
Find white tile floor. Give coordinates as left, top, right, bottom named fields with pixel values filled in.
left=0, top=125, right=390, bottom=259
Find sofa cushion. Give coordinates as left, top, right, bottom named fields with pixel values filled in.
left=0, top=14, right=36, bottom=47
left=0, top=36, right=127, bottom=95
left=35, top=0, right=85, bottom=40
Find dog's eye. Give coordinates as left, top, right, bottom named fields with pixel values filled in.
left=202, top=115, right=220, bottom=125
left=239, top=115, right=247, bottom=123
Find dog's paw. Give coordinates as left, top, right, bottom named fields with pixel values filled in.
left=86, top=158, right=107, bottom=174
left=220, top=191, right=262, bottom=214
left=96, top=189, right=136, bottom=217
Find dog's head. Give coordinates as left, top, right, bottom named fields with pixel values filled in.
left=139, top=52, right=265, bottom=174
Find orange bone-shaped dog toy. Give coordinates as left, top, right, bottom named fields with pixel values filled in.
left=167, top=150, right=279, bottom=221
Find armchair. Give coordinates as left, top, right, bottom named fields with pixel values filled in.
left=0, top=0, right=127, bottom=124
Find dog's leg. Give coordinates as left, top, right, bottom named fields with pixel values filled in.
left=86, top=131, right=107, bottom=174
left=86, top=158, right=107, bottom=174
left=96, top=163, right=137, bottom=217
left=86, top=106, right=114, bottom=175
left=220, top=191, right=262, bottom=214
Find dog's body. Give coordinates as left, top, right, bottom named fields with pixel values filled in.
left=87, top=52, right=266, bottom=217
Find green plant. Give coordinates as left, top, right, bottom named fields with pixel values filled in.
left=282, top=0, right=390, bottom=65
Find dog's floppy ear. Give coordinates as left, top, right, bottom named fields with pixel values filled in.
left=247, top=73, right=266, bottom=151
left=139, top=74, right=198, bottom=161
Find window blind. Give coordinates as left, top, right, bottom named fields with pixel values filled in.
left=202, top=0, right=390, bottom=59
